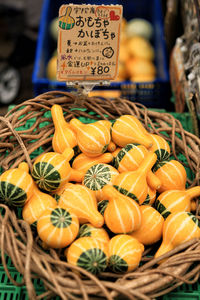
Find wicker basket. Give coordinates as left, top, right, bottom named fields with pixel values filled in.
left=0, top=91, right=200, bottom=300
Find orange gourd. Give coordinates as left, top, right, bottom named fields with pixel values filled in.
left=22, top=183, right=57, bottom=226
left=154, top=212, right=200, bottom=259
left=148, top=134, right=170, bottom=161
left=143, top=185, right=157, bottom=205
left=66, top=236, right=108, bottom=275
left=130, top=205, right=164, bottom=245
left=154, top=159, right=187, bottom=193
left=58, top=183, right=104, bottom=227
left=69, top=118, right=111, bottom=157
left=51, top=104, right=78, bottom=153
left=155, top=186, right=200, bottom=218
left=108, top=234, right=144, bottom=273
left=31, top=148, right=84, bottom=192
left=78, top=223, right=110, bottom=244
left=113, top=152, right=157, bottom=204
left=37, top=205, right=79, bottom=248
left=0, top=162, right=34, bottom=207
left=111, top=115, right=153, bottom=148
left=102, top=185, right=141, bottom=234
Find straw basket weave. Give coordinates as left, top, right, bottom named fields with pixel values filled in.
left=0, top=91, right=200, bottom=300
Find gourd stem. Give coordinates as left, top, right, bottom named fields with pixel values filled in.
left=185, top=186, right=200, bottom=199
left=137, top=152, right=157, bottom=175
left=51, top=105, right=68, bottom=129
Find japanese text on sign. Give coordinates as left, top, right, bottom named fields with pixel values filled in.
left=57, top=4, right=123, bottom=82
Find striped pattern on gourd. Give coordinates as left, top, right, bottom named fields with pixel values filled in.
left=108, top=235, right=144, bottom=273
left=78, top=223, right=110, bottom=244
left=142, top=186, right=156, bottom=205
left=149, top=134, right=170, bottom=161
left=0, top=169, right=34, bottom=207
left=37, top=206, right=79, bottom=248
left=66, top=237, right=108, bottom=275
left=154, top=159, right=187, bottom=193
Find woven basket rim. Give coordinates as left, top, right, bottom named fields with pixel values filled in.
left=0, top=91, right=200, bottom=300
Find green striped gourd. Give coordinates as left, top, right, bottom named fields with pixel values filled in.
left=69, top=118, right=111, bottom=157
left=111, top=115, right=153, bottom=148
left=155, top=212, right=200, bottom=259
left=83, top=163, right=119, bottom=201
left=66, top=236, right=108, bottom=275
left=31, top=148, right=83, bottom=192
left=102, top=185, right=141, bottom=234
left=108, top=234, right=144, bottom=273
left=113, top=152, right=157, bottom=205
left=78, top=223, right=110, bottom=244
left=142, top=185, right=156, bottom=205
left=37, top=205, right=79, bottom=248
left=155, top=186, right=200, bottom=219
left=58, top=183, right=104, bottom=227
left=148, top=134, right=170, bottom=161
left=51, top=104, right=78, bottom=153
left=0, top=162, right=34, bottom=207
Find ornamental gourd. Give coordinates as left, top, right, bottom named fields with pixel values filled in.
left=66, top=236, right=108, bottom=275
left=108, top=235, right=144, bottom=273
left=22, top=183, right=57, bottom=227
left=51, top=104, right=78, bottom=153
left=0, top=162, right=34, bottom=207
left=153, top=159, right=187, bottom=193
left=143, top=185, right=156, bottom=205
left=155, top=186, right=200, bottom=219
left=69, top=118, right=111, bottom=157
left=83, top=163, right=119, bottom=201
left=58, top=183, right=104, bottom=227
left=72, top=152, right=113, bottom=175
left=113, top=152, right=157, bottom=205
left=148, top=134, right=170, bottom=161
left=111, top=115, right=153, bottom=148
left=154, top=212, right=200, bottom=259
left=31, top=148, right=83, bottom=192
left=130, top=205, right=164, bottom=245
left=78, top=223, right=110, bottom=244
left=102, top=185, right=141, bottom=234
left=37, top=205, right=79, bottom=248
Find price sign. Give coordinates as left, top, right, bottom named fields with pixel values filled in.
left=57, top=4, right=123, bottom=82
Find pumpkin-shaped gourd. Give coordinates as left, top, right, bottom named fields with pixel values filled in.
left=148, top=134, right=170, bottom=161
left=108, top=234, right=144, bottom=273
left=155, top=186, right=200, bottom=219
left=69, top=118, right=111, bottom=157
left=31, top=148, right=83, bottom=192
left=83, top=163, right=119, bottom=201
left=51, top=104, right=78, bottom=153
left=111, top=115, right=153, bottom=148
left=130, top=205, right=164, bottom=245
left=153, top=159, right=187, bottom=193
left=113, top=143, right=161, bottom=190
left=78, top=223, right=110, bottom=244
left=154, top=212, right=200, bottom=259
left=0, top=162, right=34, bottom=207
left=142, top=185, right=157, bottom=205
left=66, top=236, right=108, bottom=275
left=102, top=185, right=141, bottom=234
left=22, top=183, right=57, bottom=227
left=113, top=152, right=157, bottom=204
left=37, top=205, right=79, bottom=248
left=72, top=152, right=113, bottom=175
left=58, top=183, right=104, bottom=227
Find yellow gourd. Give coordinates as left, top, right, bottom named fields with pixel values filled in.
left=154, top=212, right=200, bottom=259
left=102, top=185, right=141, bottom=234
left=113, top=152, right=157, bottom=204
left=148, top=134, right=170, bottom=161
left=130, top=205, right=164, bottom=245
left=78, top=223, right=110, bottom=244
left=51, top=104, right=78, bottom=153
left=0, top=162, right=34, bottom=207
left=58, top=183, right=104, bottom=227
left=31, top=148, right=84, bottom=192
left=72, top=152, right=113, bottom=174
left=111, top=115, right=153, bottom=148
left=143, top=185, right=157, bottom=205
left=37, top=205, right=79, bottom=248
left=69, top=118, right=111, bottom=157
left=108, top=234, right=144, bottom=273
left=154, top=159, right=187, bottom=193
left=155, top=186, right=200, bottom=218
left=66, top=236, right=108, bottom=275
left=22, top=183, right=57, bottom=226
